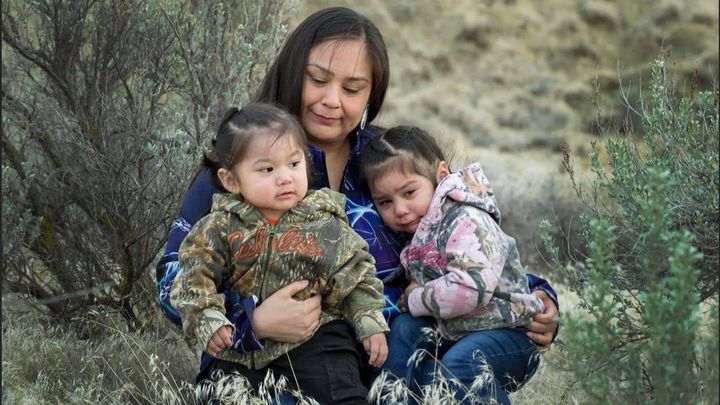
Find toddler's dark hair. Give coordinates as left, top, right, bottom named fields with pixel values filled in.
left=203, top=103, right=307, bottom=191
left=360, top=126, right=447, bottom=188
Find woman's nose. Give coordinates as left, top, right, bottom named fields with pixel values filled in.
left=321, top=84, right=341, bottom=108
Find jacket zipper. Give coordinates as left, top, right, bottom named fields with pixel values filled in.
left=252, top=223, right=276, bottom=369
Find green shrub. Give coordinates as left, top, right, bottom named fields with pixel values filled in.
left=541, top=56, right=719, bottom=403
left=1, top=0, right=294, bottom=327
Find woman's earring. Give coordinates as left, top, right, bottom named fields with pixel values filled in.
left=359, top=105, right=369, bottom=130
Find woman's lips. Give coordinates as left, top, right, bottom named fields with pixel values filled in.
left=312, top=112, right=339, bottom=125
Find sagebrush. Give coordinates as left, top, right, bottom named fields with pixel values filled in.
left=541, top=55, right=719, bottom=403
left=1, top=0, right=294, bottom=327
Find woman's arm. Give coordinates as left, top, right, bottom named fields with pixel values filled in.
left=156, top=170, right=217, bottom=326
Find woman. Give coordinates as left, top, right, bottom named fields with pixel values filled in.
left=156, top=5, right=559, bottom=399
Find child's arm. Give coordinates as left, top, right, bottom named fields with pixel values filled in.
left=406, top=209, right=539, bottom=319
left=527, top=273, right=559, bottom=313
left=170, top=213, right=234, bottom=352
left=328, top=245, right=390, bottom=340
left=320, top=216, right=389, bottom=343
left=334, top=243, right=390, bottom=366
left=526, top=273, right=560, bottom=345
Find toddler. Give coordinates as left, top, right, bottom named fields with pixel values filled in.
left=171, top=103, right=388, bottom=404
left=360, top=126, right=544, bottom=404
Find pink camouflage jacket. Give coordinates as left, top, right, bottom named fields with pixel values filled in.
left=403, top=163, right=544, bottom=340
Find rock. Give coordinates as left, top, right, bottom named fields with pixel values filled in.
left=456, top=15, right=495, bottom=49
left=578, top=1, right=619, bottom=30
left=564, top=39, right=600, bottom=62
left=667, top=24, right=717, bottom=57
left=563, top=82, right=593, bottom=107
left=690, top=12, right=716, bottom=26
left=387, top=2, right=417, bottom=23
left=654, top=1, right=681, bottom=25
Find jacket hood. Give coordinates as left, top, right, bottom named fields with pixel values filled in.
left=418, top=163, right=501, bottom=232
left=210, top=188, right=348, bottom=224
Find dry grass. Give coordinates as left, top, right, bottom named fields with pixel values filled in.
left=2, top=296, right=577, bottom=404
left=1, top=305, right=196, bottom=404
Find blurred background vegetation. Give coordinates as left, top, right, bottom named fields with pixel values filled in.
left=2, top=0, right=717, bottom=403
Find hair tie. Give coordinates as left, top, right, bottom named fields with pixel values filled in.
left=213, top=107, right=242, bottom=147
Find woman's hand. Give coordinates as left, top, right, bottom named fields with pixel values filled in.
left=207, top=325, right=233, bottom=357
left=251, top=280, right=322, bottom=343
left=526, top=290, right=558, bottom=351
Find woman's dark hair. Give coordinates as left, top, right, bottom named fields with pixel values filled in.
left=203, top=103, right=307, bottom=191
left=253, top=7, right=389, bottom=126
left=360, top=126, right=447, bottom=189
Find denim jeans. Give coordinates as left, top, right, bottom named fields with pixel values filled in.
left=383, top=314, right=540, bottom=405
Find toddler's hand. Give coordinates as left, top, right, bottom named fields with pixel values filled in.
left=206, top=325, right=233, bottom=357
left=404, top=281, right=421, bottom=298
left=363, top=333, right=388, bottom=367
left=399, top=281, right=422, bottom=313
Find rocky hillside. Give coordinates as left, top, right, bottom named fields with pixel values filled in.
left=295, top=0, right=718, bottom=267
left=298, top=0, right=717, bottom=149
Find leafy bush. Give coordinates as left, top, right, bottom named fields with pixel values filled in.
left=1, top=0, right=293, bottom=328
left=541, top=56, right=719, bottom=402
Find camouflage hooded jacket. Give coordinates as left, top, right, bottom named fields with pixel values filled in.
left=171, top=188, right=388, bottom=369
left=403, top=163, right=545, bottom=341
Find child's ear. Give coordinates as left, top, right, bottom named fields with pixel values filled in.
left=436, top=161, right=450, bottom=182
left=218, top=168, right=240, bottom=194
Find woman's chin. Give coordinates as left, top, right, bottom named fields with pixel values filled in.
left=304, top=123, right=350, bottom=145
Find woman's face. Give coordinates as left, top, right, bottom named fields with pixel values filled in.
left=301, top=39, right=372, bottom=148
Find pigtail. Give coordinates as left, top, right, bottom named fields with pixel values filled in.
left=200, top=107, right=242, bottom=192
left=201, top=150, right=227, bottom=192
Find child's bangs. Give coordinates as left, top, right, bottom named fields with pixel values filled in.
left=368, top=153, right=435, bottom=187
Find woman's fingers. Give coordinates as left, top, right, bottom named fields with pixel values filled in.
left=527, top=291, right=559, bottom=349
left=252, top=280, right=322, bottom=342
left=276, top=279, right=310, bottom=297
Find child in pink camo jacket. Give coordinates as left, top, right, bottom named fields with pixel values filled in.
left=360, top=126, right=545, bottom=405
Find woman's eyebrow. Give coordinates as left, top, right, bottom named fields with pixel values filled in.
left=307, top=63, right=370, bottom=83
